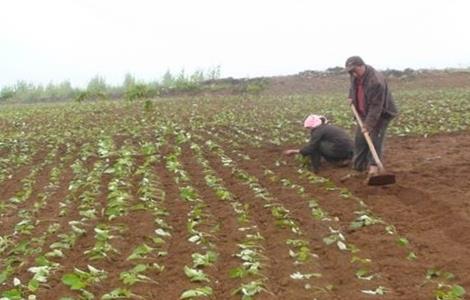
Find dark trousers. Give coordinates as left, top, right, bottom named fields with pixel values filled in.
left=310, top=141, right=353, bottom=171
left=353, top=118, right=390, bottom=171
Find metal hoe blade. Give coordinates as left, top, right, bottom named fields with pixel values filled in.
left=366, top=173, right=396, bottom=186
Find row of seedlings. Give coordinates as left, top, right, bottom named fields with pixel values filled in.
left=164, top=126, right=219, bottom=299
left=8, top=141, right=77, bottom=238
left=206, top=125, right=394, bottom=296
left=38, top=138, right=112, bottom=299
left=190, top=141, right=272, bottom=299
left=265, top=167, right=390, bottom=296
left=2, top=141, right=62, bottom=222
left=0, top=142, right=66, bottom=292
left=0, top=142, right=76, bottom=277
left=200, top=137, right=324, bottom=297
left=44, top=143, right=111, bottom=300
left=213, top=121, right=466, bottom=298
left=77, top=139, right=141, bottom=299
left=102, top=140, right=170, bottom=298
left=0, top=142, right=104, bottom=299
left=0, top=138, right=38, bottom=185
left=296, top=168, right=466, bottom=298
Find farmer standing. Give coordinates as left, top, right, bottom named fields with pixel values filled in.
left=345, top=56, right=398, bottom=176
left=284, top=115, right=353, bottom=172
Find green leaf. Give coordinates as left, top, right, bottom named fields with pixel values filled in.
left=290, top=272, right=322, bottom=280
left=361, top=286, right=388, bottom=295
left=1, top=288, right=22, bottom=300
left=232, top=281, right=266, bottom=297
left=322, top=235, right=337, bottom=245
left=127, top=243, right=154, bottom=260
left=81, top=289, right=95, bottom=300
left=297, top=246, right=311, bottom=262
left=184, top=265, right=210, bottom=282
left=120, top=264, right=149, bottom=285
left=180, top=287, right=213, bottom=299
left=355, top=269, right=374, bottom=280
left=229, top=267, right=248, bottom=279
left=192, top=251, right=218, bottom=268
left=155, top=228, right=171, bottom=237
left=120, top=272, right=139, bottom=285
left=28, top=278, right=40, bottom=291
left=397, top=237, right=409, bottom=246
left=28, top=265, right=51, bottom=283
left=62, top=273, right=86, bottom=290
left=0, top=270, right=8, bottom=284
left=152, top=236, right=165, bottom=245
left=132, top=264, right=148, bottom=273
left=451, top=285, right=466, bottom=297
left=407, top=251, right=417, bottom=261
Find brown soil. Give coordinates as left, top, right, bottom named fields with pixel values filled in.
left=2, top=131, right=469, bottom=299
left=249, top=131, right=470, bottom=299
left=2, top=75, right=470, bottom=299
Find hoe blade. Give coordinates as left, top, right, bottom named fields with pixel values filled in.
left=367, top=173, right=396, bottom=186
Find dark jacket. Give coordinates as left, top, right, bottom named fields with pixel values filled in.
left=300, top=124, right=353, bottom=158
left=348, top=65, right=398, bottom=130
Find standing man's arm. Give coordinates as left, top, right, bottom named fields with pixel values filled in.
left=364, top=83, right=386, bottom=132
left=347, top=77, right=355, bottom=104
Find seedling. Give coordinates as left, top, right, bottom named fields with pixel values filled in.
left=120, top=264, right=156, bottom=285
left=361, top=286, right=389, bottom=295
left=180, top=287, right=213, bottom=299
left=232, top=280, right=268, bottom=299
left=184, top=266, right=210, bottom=282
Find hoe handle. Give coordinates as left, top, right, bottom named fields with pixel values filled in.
left=350, top=104, right=385, bottom=172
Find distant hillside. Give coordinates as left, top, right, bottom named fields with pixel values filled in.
left=201, top=68, right=470, bottom=97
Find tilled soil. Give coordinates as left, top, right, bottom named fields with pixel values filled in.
left=1, top=132, right=469, bottom=299
left=258, top=131, right=470, bottom=299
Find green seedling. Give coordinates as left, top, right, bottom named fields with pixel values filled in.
left=434, top=284, right=465, bottom=300
left=127, top=243, right=154, bottom=260
left=184, top=266, right=210, bottom=282
left=361, top=286, right=389, bottom=295
left=232, top=280, right=268, bottom=299
left=397, top=237, right=409, bottom=246
left=350, top=212, right=384, bottom=229
left=62, top=265, right=107, bottom=299
left=290, top=272, right=322, bottom=280
left=102, top=288, right=144, bottom=299
left=180, top=286, right=213, bottom=299
left=355, top=269, right=375, bottom=281
left=192, top=251, right=218, bottom=268
left=120, top=264, right=156, bottom=285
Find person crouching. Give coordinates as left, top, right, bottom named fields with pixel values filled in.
left=284, top=114, right=354, bottom=172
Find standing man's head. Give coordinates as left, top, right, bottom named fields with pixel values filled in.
left=345, top=56, right=366, bottom=78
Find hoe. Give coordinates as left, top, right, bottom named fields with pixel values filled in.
left=351, top=104, right=396, bottom=186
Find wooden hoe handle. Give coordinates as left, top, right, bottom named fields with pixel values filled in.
left=350, top=104, right=385, bottom=172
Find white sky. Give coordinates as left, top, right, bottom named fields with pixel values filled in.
left=1, top=0, right=470, bottom=87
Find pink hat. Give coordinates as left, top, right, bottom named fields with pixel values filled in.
left=303, top=114, right=327, bottom=128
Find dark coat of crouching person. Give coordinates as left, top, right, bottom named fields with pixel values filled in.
left=284, top=114, right=354, bottom=172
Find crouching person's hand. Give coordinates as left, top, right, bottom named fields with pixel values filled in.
left=283, top=149, right=300, bottom=156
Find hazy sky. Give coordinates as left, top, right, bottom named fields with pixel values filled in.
left=1, top=0, right=469, bottom=87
